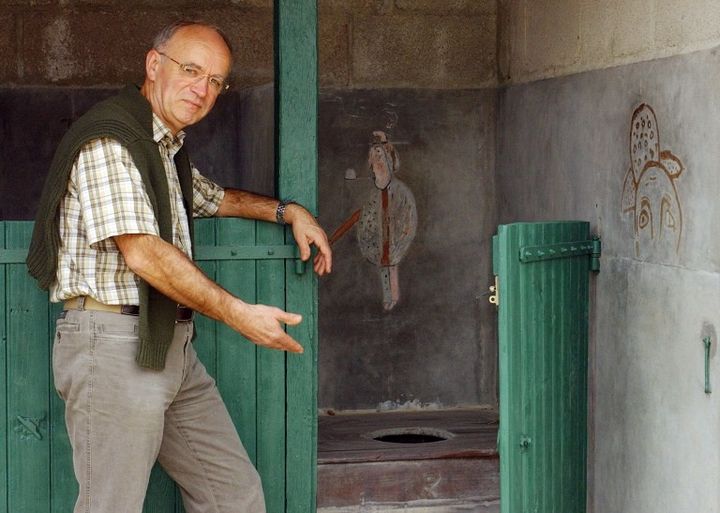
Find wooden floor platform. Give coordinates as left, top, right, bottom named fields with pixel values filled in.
left=317, top=408, right=499, bottom=512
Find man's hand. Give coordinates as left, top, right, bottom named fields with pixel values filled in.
left=216, top=190, right=333, bottom=276
left=227, top=302, right=304, bottom=353
left=285, top=203, right=333, bottom=276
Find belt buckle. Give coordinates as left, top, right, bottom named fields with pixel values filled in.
left=176, top=305, right=194, bottom=322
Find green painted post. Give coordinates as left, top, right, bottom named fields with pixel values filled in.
left=275, top=0, right=319, bottom=511
left=0, top=222, right=7, bottom=513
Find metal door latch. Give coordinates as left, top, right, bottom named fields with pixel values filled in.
left=489, top=276, right=499, bottom=306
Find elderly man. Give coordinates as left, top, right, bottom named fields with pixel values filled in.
left=27, top=20, right=331, bottom=513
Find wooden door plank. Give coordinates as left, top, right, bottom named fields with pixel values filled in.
left=143, top=464, right=177, bottom=513
left=255, top=221, right=287, bottom=513
left=276, top=1, right=319, bottom=511
left=216, top=218, right=258, bottom=463
left=6, top=222, right=50, bottom=513
left=193, top=218, right=219, bottom=376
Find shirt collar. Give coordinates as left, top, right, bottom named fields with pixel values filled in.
left=152, top=114, right=185, bottom=156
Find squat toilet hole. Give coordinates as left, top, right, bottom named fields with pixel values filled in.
left=366, top=427, right=454, bottom=444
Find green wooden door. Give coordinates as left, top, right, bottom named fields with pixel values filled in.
left=0, top=218, right=316, bottom=513
left=494, top=221, right=599, bottom=513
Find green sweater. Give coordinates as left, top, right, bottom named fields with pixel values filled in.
left=27, top=84, right=194, bottom=370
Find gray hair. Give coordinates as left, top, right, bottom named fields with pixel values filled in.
left=152, top=20, right=234, bottom=56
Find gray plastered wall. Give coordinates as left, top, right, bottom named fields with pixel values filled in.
left=497, top=45, right=720, bottom=513
left=317, top=88, right=498, bottom=411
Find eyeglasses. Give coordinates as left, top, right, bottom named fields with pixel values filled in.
left=156, top=51, right=230, bottom=94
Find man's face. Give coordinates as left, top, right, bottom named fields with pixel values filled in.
left=143, top=25, right=231, bottom=134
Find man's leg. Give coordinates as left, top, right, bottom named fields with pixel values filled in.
left=158, top=340, right=266, bottom=513
left=53, top=310, right=191, bottom=513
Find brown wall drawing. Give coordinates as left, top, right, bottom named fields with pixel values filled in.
left=329, top=131, right=418, bottom=310
left=621, top=104, right=684, bottom=258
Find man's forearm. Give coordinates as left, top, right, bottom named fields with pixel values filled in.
left=114, top=233, right=235, bottom=322
left=215, top=188, right=279, bottom=221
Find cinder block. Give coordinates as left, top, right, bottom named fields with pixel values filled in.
left=610, top=0, right=656, bottom=58
left=319, top=12, right=350, bottom=87
left=395, top=0, right=496, bottom=15
left=19, top=8, right=272, bottom=89
left=205, top=7, right=273, bottom=89
left=56, top=0, right=271, bottom=6
left=577, top=0, right=614, bottom=65
left=0, top=14, right=17, bottom=82
left=523, top=0, right=581, bottom=74
left=0, top=0, right=52, bottom=5
left=319, top=0, right=389, bottom=14
left=655, top=0, right=720, bottom=49
left=352, top=14, right=496, bottom=88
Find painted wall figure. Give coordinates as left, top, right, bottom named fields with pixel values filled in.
left=330, top=131, right=417, bottom=310
left=621, top=103, right=684, bottom=258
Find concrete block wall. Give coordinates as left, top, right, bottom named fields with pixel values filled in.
left=320, top=0, right=497, bottom=89
left=499, top=0, right=720, bottom=84
left=0, top=0, right=495, bottom=90
left=0, top=1, right=273, bottom=89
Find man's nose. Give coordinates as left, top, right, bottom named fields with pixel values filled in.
left=190, top=76, right=210, bottom=97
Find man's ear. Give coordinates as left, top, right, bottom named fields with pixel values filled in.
left=145, top=49, right=161, bottom=81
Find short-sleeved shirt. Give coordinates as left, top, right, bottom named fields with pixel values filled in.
left=50, top=114, right=225, bottom=305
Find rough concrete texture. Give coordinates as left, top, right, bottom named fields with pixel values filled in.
left=0, top=3, right=494, bottom=90
left=497, top=45, right=720, bottom=512
left=0, top=15, right=16, bottom=79
left=395, top=0, right=496, bottom=14
left=318, top=88, right=497, bottom=411
left=0, top=6, right=270, bottom=88
left=352, top=14, right=496, bottom=89
left=318, top=12, right=351, bottom=88
left=500, top=0, right=720, bottom=84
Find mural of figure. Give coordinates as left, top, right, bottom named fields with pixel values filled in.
left=330, top=131, right=417, bottom=310
left=621, top=103, right=684, bottom=258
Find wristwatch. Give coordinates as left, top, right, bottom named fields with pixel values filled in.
left=275, top=199, right=296, bottom=225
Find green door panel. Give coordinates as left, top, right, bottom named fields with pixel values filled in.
left=276, top=1, right=319, bottom=512
left=0, top=216, right=317, bottom=513
left=495, top=221, right=596, bottom=513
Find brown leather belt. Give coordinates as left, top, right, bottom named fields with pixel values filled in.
left=64, top=296, right=194, bottom=322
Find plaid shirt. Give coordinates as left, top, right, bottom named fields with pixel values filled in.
left=50, top=114, right=225, bottom=304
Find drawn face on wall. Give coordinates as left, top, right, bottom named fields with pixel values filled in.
left=633, top=161, right=682, bottom=258
left=367, top=130, right=399, bottom=190
left=621, top=103, right=684, bottom=260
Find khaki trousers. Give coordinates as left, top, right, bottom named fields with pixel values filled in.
left=52, top=309, right=266, bottom=513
